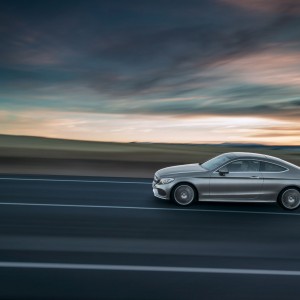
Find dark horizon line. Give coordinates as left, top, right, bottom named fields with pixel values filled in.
left=1, top=133, right=300, bottom=148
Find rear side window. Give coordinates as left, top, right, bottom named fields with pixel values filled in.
left=260, top=162, right=287, bottom=172
left=226, top=160, right=260, bottom=172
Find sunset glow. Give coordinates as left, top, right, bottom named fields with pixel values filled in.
left=1, top=109, right=299, bottom=145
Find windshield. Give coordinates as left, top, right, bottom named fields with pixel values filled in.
left=201, top=153, right=235, bottom=171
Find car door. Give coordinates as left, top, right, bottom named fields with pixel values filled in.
left=209, top=159, right=263, bottom=201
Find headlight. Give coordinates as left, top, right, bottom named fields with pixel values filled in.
left=159, top=178, right=174, bottom=184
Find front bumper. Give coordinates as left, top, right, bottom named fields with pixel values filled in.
left=152, top=178, right=171, bottom=200
left=153, top=187, right=168, bottom=199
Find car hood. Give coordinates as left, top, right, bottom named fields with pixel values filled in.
left=156, top=163, right=207, bottom=177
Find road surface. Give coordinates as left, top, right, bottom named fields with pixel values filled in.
left=1, top=174, right=300, bottom=299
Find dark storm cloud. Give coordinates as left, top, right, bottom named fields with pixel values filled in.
left=1, top=0, right=300, bottom=119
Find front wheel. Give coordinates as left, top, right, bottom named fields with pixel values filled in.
left=278, top=188, right=300, bottom=210
left=172, top=184, right=196, bottom=206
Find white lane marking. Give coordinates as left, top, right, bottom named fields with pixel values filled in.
left=0, top=202, right=299, bottom=216
left=0, top=261, right=300, bottom=276
left=0, top=177, right=150, bottom=184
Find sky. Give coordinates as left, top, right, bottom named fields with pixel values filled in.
left=0, top=0, right=300, bottom=145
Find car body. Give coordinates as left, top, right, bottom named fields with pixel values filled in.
left=152, top=152, right=300, bottom=210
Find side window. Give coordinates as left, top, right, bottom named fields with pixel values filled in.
left=226, top=160, right=260, bottom=172
left=260, top=162, right=287, bottom=172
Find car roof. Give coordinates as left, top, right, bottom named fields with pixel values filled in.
left=227, top=152, right=267, bottom=159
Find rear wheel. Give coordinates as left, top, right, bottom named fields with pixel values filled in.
left=278, top=188, right=300, bottom=210
left=172, top=184, right=196, bottom=206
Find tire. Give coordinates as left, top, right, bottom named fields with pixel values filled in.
left=171, top=183, right=197, bottom=206
left=278, top=188, right=300, bottom=210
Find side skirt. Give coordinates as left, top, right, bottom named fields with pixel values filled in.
left=198, top=199, right=276, bottom=203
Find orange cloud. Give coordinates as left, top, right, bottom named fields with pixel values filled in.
left=215, top=48, right=300, bottom=87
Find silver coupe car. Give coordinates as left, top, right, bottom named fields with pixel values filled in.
left=153, top=152, right=300, bottom=210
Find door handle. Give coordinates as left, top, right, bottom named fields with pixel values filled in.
left=250, top=176, right=260, bottom=179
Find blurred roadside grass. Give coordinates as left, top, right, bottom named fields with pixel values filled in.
left=0, top=134, right=300, bottom=166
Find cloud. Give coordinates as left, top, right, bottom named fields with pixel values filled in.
left=221, top=0, right=300, bottom=15
left=1, top=0, right=300, bottom=144
left=247, top=123, right=300, bottom=141
left=216, top=49, right=300, bottom=88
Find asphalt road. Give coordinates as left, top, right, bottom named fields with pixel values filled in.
left=1, top=174, right=300, bottom=299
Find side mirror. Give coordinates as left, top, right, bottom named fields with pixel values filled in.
left=218, top=167, right=229, bottom=176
